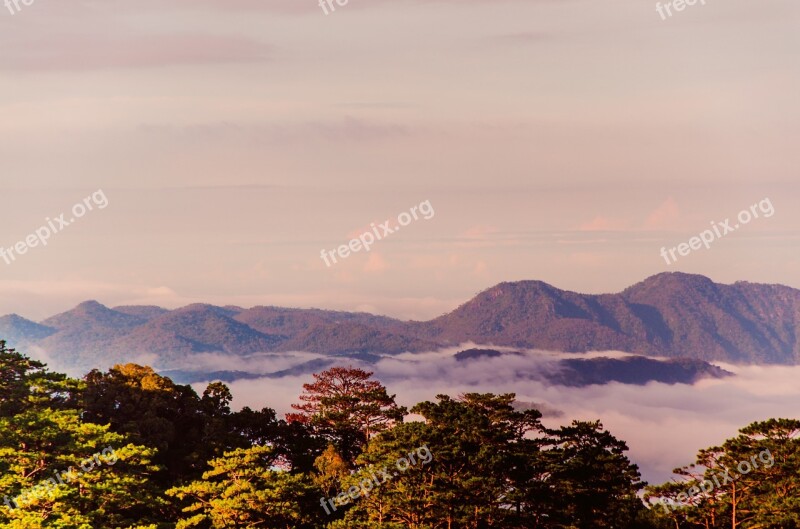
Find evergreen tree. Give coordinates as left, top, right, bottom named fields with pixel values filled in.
left=167, top=445, right=323, bottom=529
left=541, top=420, right=646, bottom=529
left=0, top=408, right=163, bottom=528
left=287, top=366, right=406, bottom=463
left=647, top=418, right=800, bottom=528
left=0, top=339, right=81, bottom=416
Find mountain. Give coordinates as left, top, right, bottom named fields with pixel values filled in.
left=274, top=322, right=438, bottom=355
left=233, top=306, right=399, bottom=337
left=555, top=356, right=732, bottom=386
left=0, top=314, right=55, bottom=344
left=35, top=301, right=150, bottom=367
left=161, top=347, right=731, bottom=387
left=230, top=307, right=430, bottom=353
left=111, top=305, right=170, bottom=321
left=2, top=272, right=799, bottom=371
left=621, top=274, right=799, bottom=363
left=411, top=273, right=800, bottom=364
left=107, top=304, right=284, bottom=366
left=450, top=348, right=731, bottom=386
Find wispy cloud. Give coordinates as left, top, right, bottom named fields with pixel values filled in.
left=0, top=33, right=269, bottom=71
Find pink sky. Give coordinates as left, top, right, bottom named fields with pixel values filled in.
left=0, top=0, right=798, bottom=320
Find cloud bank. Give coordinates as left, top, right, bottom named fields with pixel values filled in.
left=183, top=348, right=800, bottom=484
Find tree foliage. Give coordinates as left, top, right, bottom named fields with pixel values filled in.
left=286, top=366, right=406, bottom=463
left=646, top=418, right=800, bottom=528
left=166, top=445, right=323, bottom=529
left=4, top=346, right=798, bottom=528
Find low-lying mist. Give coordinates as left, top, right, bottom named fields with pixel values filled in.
left=194, top=347, right=800, bottom=484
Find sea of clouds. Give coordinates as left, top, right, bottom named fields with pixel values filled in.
left=182, top=346, right=800, bottom=484
left=29, top=342, right=800, bottom=484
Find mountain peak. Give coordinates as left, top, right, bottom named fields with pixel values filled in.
left=75, top=300, right=110, bottom=312
left=638, top=272, right=715, bottom=286
left=0, top=314, right=56, bottom=343
left=1, top=313, right=32, bottom=323
left=623, top=272, right=719, bottom=300
left=454, top=280, right=563, bottom=311
left=41, top=300, right=146, bottom=331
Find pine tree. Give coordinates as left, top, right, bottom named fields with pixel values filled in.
left=167, top=445, right=323, bottom=529
left=287, top=366, right=406, bottom=463
left=0, top=408, right=163, bottom=528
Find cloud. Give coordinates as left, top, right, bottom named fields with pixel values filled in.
left=456, top=226, right=503, bottom=246
left=48, top=0, right=550, bottom=16
left=0, top=0, right=550, bottom=74
left=0, top=32, right=270, bottom=71
left=137, top=118, right=411, bottom=147
left=175, top=351, right=324, bottom=374
left=363, top=253, right=389, bottom=273
left=491, top=32, right=552, bottom=45
left=214, top=348, right=800, bottom=484
left=577, top=216, right=629, bottom=232
left=644, top=197, right=681, bottom=231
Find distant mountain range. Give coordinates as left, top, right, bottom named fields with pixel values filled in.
left=1, top=272, right=798, bottom=373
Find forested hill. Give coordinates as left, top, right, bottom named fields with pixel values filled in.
left=2, top=340, right=799, bottom=528
left=2, top=272, right=799, bottom=370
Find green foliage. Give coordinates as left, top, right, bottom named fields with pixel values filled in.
left=82, top=364, right=212, bottom=482
left=540, top=420, right=645, bottom=528
left=2, top=344, right=798, bottom=529
left=329, top=394, right=646, bottom=529
left=166, top=445, right=323, bottom=529
left=646, top=418, right=800, bottom=528
left=313, top=444, right=350, bottom=499
left=0, top=408, right=164, bottom=528
left=82, top=364, right=296, bottom=484
left=0, top=339, right=81, bottom=416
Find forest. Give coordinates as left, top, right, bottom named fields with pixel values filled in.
left=0, top=339, right=798, bottom=529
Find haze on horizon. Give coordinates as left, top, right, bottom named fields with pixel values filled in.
left=1, top=0, right=798, bottom=321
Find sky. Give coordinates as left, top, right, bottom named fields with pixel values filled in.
left=0, top=0, right=798, bottom=321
